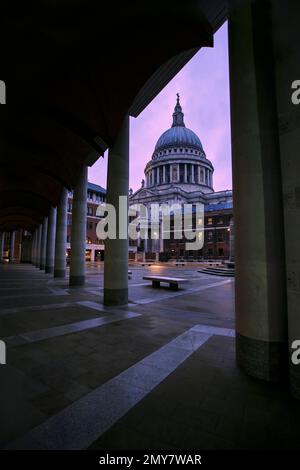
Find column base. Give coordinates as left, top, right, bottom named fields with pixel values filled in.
left=290, top=363, right=300, bottom=400
left=39, top=265, right=45, bottom=270
left=236, top=332, right=287, bottom=382
left=54, top=269, right=66, bottom=278
left=45, top=266, right=54, bottom=274
left=103, top=288, right=128, bottom=306
left=69, top=275, right=85, bottom=286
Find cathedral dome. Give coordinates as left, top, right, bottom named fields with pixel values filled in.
left=153, top=94, right=205, bottom=156
left=144, top=94, right=214, bottom=194
left=155, top=126, right=203, bottom=153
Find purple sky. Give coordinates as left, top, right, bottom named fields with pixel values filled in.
left=89, top=22, right=231, bottom=193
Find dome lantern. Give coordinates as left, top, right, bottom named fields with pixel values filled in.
left=172, top=93, right=185, bottom=127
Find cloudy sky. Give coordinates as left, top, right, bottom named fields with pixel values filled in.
left=89, top=22, right=231, bottom=193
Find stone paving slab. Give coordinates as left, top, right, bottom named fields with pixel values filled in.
left=1, top=263, right=299, bottom=451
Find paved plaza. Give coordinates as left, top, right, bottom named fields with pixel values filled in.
left=0, top=262, right=299, bottom=450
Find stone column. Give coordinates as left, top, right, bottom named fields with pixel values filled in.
left=228, top=0, right=287, bottom=381
left=271, top=0, right=300, bottom=398
left=69, top=166, right=88, bottom=286
left=31, top=231, right=36, bottom=264
left=197, top=166, right=201, bottom=184
left=40, top=217, right=48, bottom=270
left=163, top=165, right=166, bottom=184
left=0, top=232, right=5, bottom=262
left=45, top=206, right=57, bottom=273
left=9, top=231, right=15, bottom=262
left=191, top=164, right=195, bottom=183
left=34, top=229, right=39, bottom=265
left=169, top=164, right=173, bottom=183
left=156, top=167, right=160, bottom=185
left=54, top=188, right=68, bottom=278
left=184, top=163, right=188, bottom=183
left=104, top=116, right=129, bottom=305
left=35, top=225, right=42, bottom=267
left=159, top=216, right=164, bottom=253
left=229, top=218, right=235, bottom=262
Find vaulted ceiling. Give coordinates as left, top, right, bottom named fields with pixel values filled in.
left=0, top=0, right=227, bottom=232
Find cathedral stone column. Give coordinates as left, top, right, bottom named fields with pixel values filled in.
left=191, top=164, right=195, bottom=183
left=163, top=165, right=166, bottom=183
left=54, top=188, right=68, bottom=278
left=9, top=231, right=15, bottom=262
left=159, top=216, right=164, bottom=253
left=40, top=217, right=48, bottom=270
left=156, top=167, right=159, bottom=185
left=169, top=164, right=173, bottom=183
left=184, top=163, right=188, bottom=183
left=104, top=116, right=129, bottom=306
left=228, top=0, right=287, bottom=381
left=69, top=166, right=88, bottom=286
left=45, top=206, right=57, bottom=273
left=197, top=165, right=201, bottom=184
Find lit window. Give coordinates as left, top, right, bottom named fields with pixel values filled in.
left=207, top=217, right=213, bottom=225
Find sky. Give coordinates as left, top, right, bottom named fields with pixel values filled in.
left=89, top=21, right=231, bottom=193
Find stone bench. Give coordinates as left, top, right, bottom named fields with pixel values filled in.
left=143, top=275, right=188, bottom=290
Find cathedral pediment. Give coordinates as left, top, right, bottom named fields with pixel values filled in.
left=130, top=187, right=158, bottom=200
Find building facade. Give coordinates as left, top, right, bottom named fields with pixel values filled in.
left=129, top=95, right=233, bottom=260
